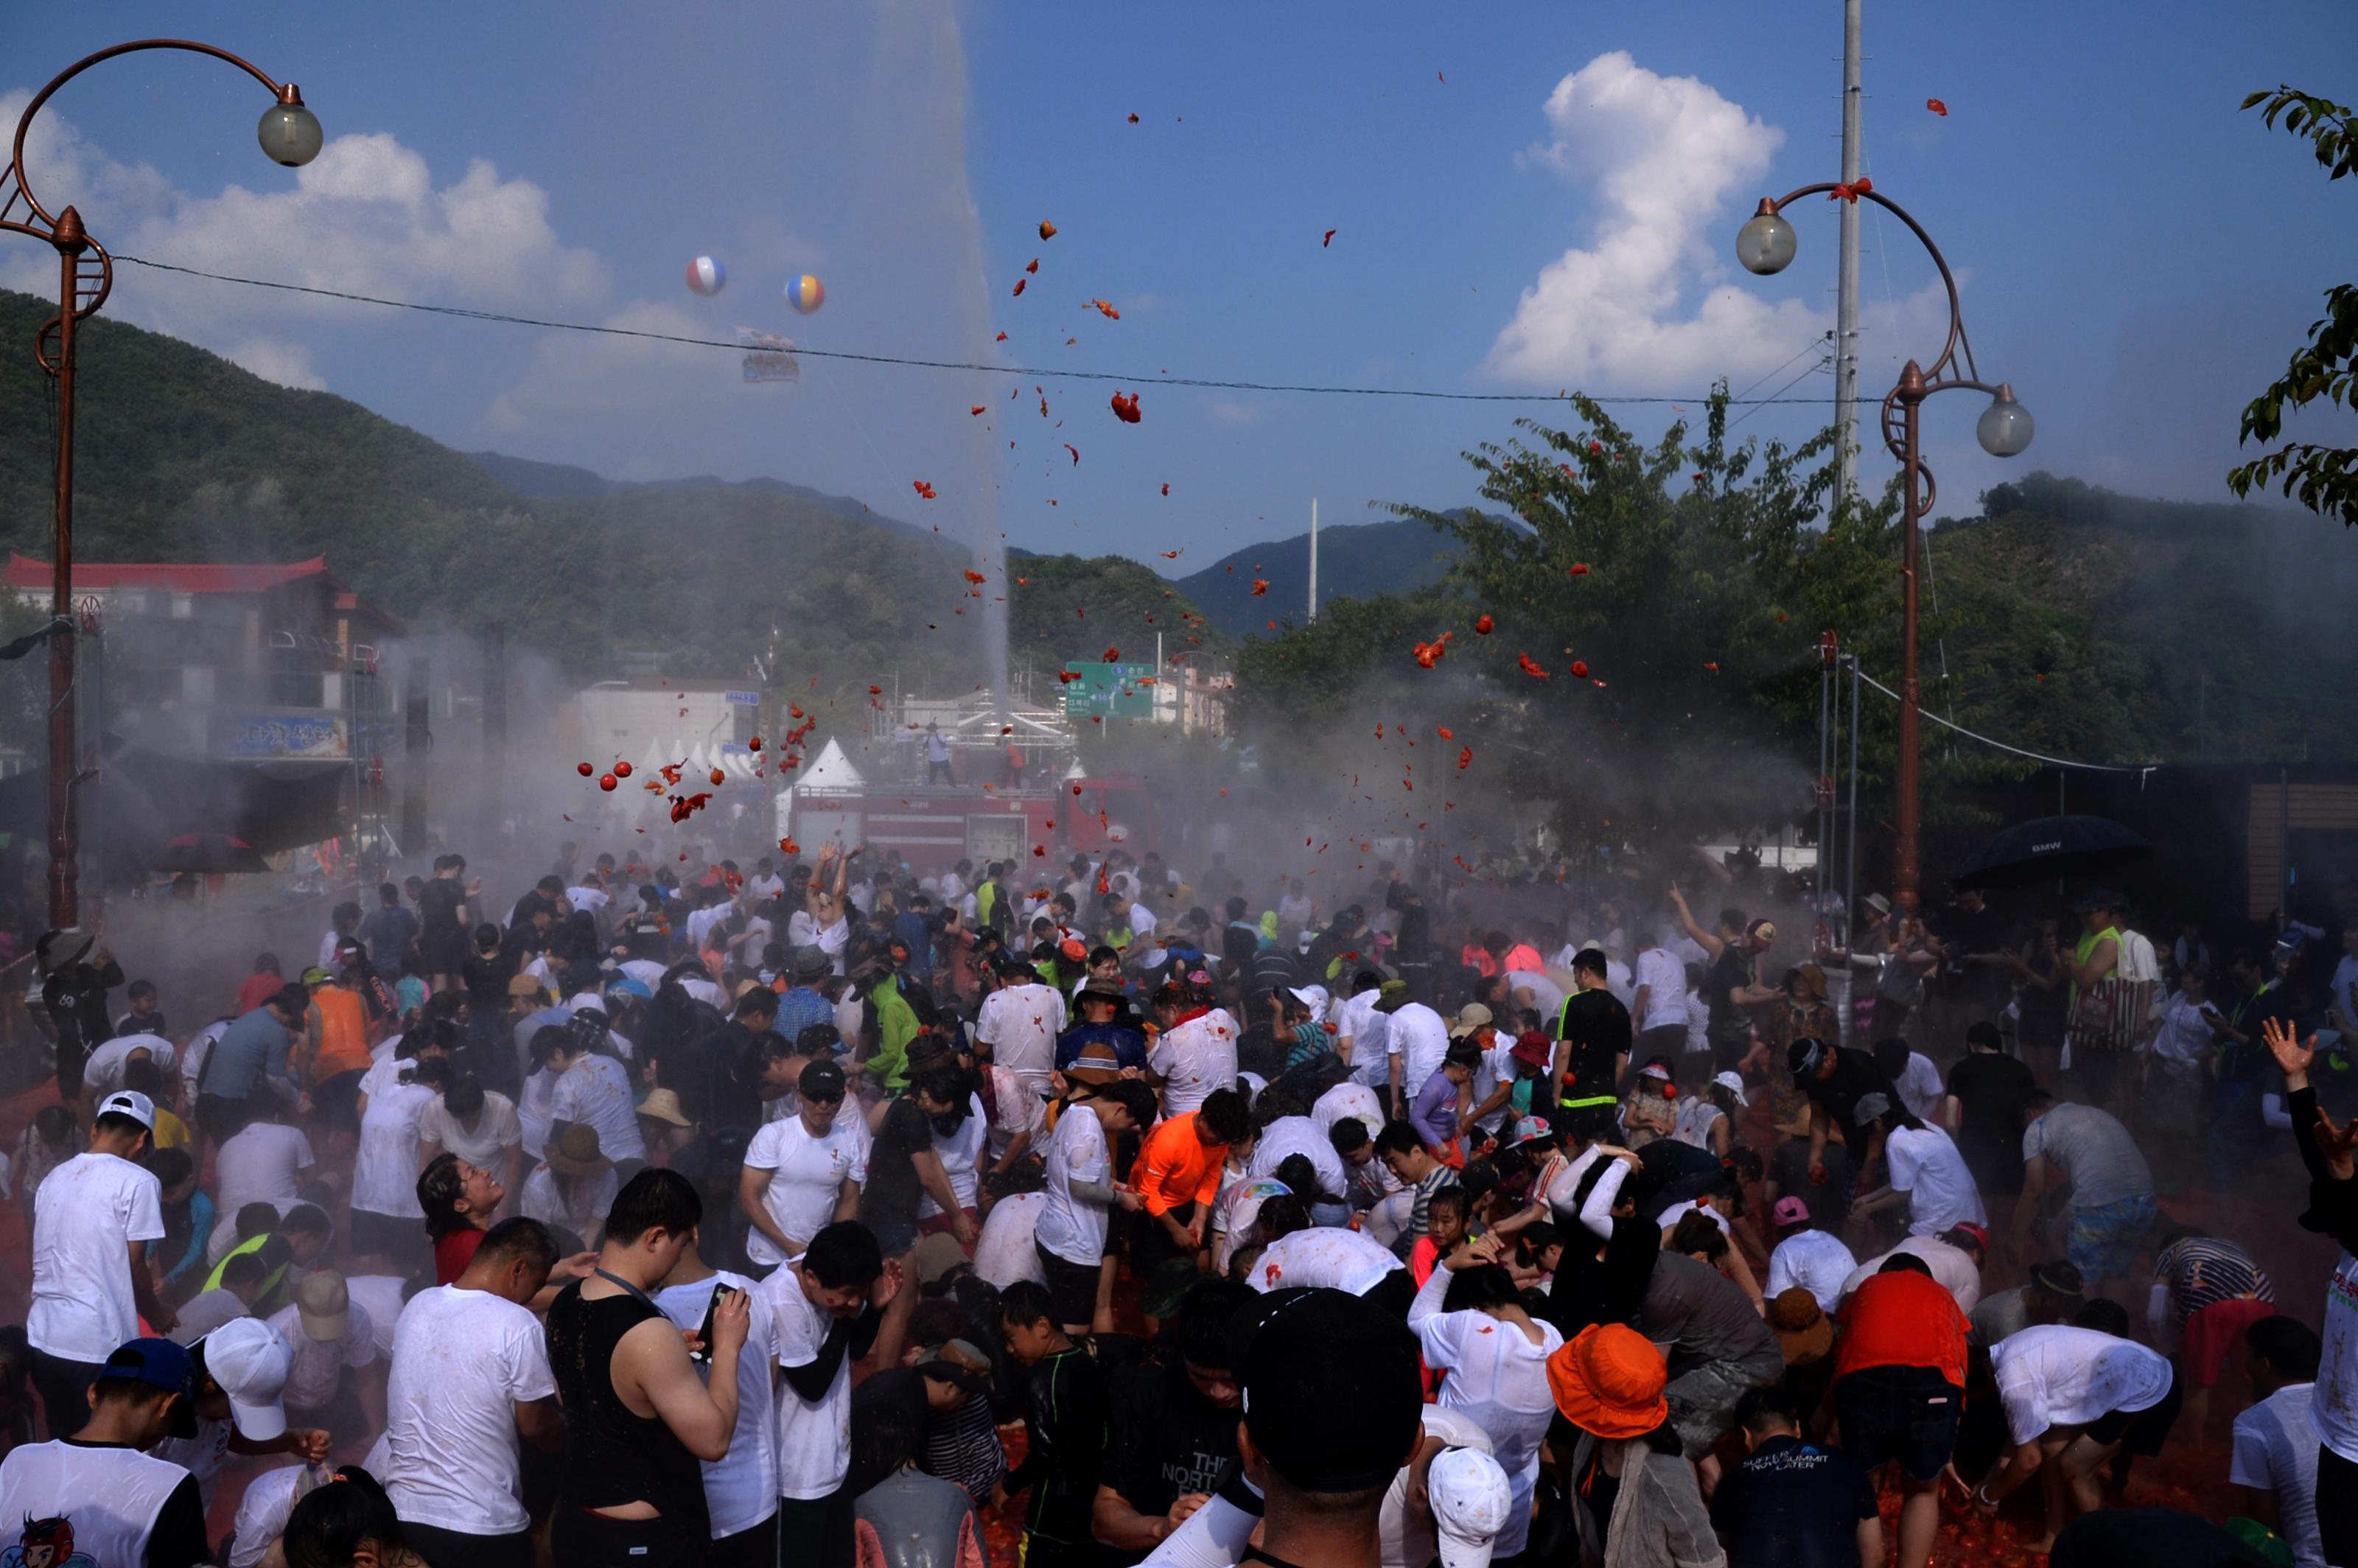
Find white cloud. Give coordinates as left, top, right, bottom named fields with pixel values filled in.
left=0, top=91, right=608, bottom=345
left=1485, top=52, right=1825, bottom=391
left=223, top=337, right=326, bottom=391
left=1208, top=401, right=1262, bottom=424
left=482, top=298, right=717, bottom=436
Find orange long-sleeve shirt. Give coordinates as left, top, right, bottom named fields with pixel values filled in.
left=1136, top=1112, right=1227, bottom=1216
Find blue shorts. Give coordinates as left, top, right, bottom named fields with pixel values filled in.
left=2065, top=1194, right=2157, bottom=1281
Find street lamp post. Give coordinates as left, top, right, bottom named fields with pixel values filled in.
left=1, top=41, right=321, bottom=932
left=1735, top=184, right=2032, bottom=915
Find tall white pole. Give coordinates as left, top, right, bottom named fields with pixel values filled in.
left=1835, top=0, right=1864, bottom=508
left=1308, top=497, right=1320, bottom=623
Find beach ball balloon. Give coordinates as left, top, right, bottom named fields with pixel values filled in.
left=685, top=256, right=727, bottom=297
left=784, top=273, right=825, bottom=315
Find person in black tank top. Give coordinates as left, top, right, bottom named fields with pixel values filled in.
left=545, top=1169, right=750, bottom=1568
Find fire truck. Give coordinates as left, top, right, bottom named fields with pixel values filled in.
left=777, top=738, right=1158, bottom=872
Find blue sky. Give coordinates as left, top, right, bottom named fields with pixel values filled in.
left=4, top=0, right=2354, bottom=574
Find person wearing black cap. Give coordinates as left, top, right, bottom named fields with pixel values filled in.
left=739, top=1059, right=868, bottom=1272
left=0, top=1335, right=210, bottom=1568
left=1135, top=1285, right=1427, bottom=1568
left=1788, top=1036, right=1893, bottom=1187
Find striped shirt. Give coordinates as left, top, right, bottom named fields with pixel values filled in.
left=1403, top=1163, right=1461, bottom=1257
left=2152, top=1236, right=2274, bottom=1323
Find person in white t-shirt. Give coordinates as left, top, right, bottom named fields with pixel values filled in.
left=1975, top=1315, right=2180, bottom=1552
left=917, top=1091, right=990, bottom=1236
left=1379, top=1407, right=1503, bottom=1568
left=976, top=965, right=1069, bottom=1093
left=80, top=1030, right=176, bottom=1102
left=541, top=1029, right=648, bottom=1175
left=740, top=1059, right=870, bottom=1270
left=1869, top=1038, right=1948, bottom=1123
left=418, top=1076, right=524, bottom=1219
left=2231, top=1315, right=2325, bottom=1568
left=1853, top=1094, right=1987, bottom=1238
left=25, top=1088, right=172, bottom=1438
left=1312, top=1079, right=1387, bottom=1146
left=1763, top=1197, right=1858, bottom=1311
left=655, top=1232, right=781, bottom=1561
left=1335, top=977, right=1396, bottom=1095
left=209, top=1109, right=317, bottom=1263
left=1246, top=1196, right=1410, bottom=1309
left=972, top=1186, right=1050, bottom=1291
left=1631, top=943, right=1690, bottom=1051
left=1386, top=1001, right=1451, bottom=1107
left=763, top=1219, right=900, bottom=1559
left=351, top=1057, right=449, bottom=1272
left=267, top=1268, right=381, bottom=1437
left=1147, top=989, right=1239, bottom=1116
left=378, top=1217, right=564, bottom=1566
left=1247, top=1114, right=1350, bottom=1205
left=1032, top=1081, right=1155, bottom=1334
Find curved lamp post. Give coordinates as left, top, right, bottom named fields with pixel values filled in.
left=1, top=41, right=320, bottom=931
left=1736, top=184, right=2030, bottom=915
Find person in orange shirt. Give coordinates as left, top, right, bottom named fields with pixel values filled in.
left=1129, top=1088, right=1250, bottom=1329
left=1833, top=1252, right=1972, bottom=1568
left=302, top=964, right=376, bottom=1101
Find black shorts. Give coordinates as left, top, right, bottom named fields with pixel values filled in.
left=399, top=1521, right=536, bottom=1568
left=1035, top=1237, right=1101, bottom=1328
left=2320, top=1443, right=2358, bottom=1568
left=1833, top=1365, right=1962, bottom=1481
left=1551, top=1100, right=1620, bottom=1143
left=2083, top=1362, right=2183, bottom=1457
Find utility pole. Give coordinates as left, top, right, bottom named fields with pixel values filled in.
left=1833, top=0, right=1864, bottom=507
left=1307, top=498, right=1320, bottom=623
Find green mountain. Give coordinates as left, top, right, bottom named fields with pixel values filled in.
left=0, top=290, right=1215, bottom=690
left=1174, top=517, right=1459, bottom=637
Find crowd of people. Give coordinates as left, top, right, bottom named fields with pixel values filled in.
left=1, top=833, right=2352, bottom=1568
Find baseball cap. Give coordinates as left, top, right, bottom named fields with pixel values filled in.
left=1771, top=1196, right=1811, bottom=1228
left=1852, top=1092, right=1892, bottom=1127
left=1942, top=1222, right=1993, bottom=1258
left=1785, top=1037, right=1829, bottom=1077
left=1746, top=918, right=1777, bottom=944
left=95, top=1089, right=155, bottom=1131
left=1638, top=1062, right=1672, bottom=1082
left=1448, top=1002, right=1493, bottom=1040
left=914, top=1339, right=993, bottom=1395
left=1231, top=1289, right=1424, bottom=1492
left=197, top=1316, right=291, bottom=1441
left=1430, top=1446, right=1514, bottom=1568
left=99, top=1337, right=197, bottom=1438
left=798, top=1059, right=847, bottom=1102
left=294, top=1270, right=350, bottom=1343
left=299, top=966, right=333, bottom=986
left=1710, top=1070, right=1749, bottom=1102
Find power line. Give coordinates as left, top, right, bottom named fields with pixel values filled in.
left=1851, top=665, right=2160, bottom=778
left=113, top=253, right=1848, bottom=410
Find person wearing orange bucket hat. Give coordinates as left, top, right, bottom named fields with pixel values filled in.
left=1544, top=1324, right=1721, bottom=1567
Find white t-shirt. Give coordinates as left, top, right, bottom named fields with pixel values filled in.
left=2151, top=993, right=2216, bottom=1067
left=2232, top=1382, right=2322, bottom=1568
left=1670, top=1096, right=1725, bottom=1149
left=519, top=1162, right=620, bottom=1245
left=1891, top=1051, right=1946, bottom=1121
left=919, top=1095, right=989, bottom=1219
left=1337, top=990, right=1395, bottom=1091
left=551, top=1054, right=647, bottom=1166
left=1034, top=1108, right=1113, bottom=1267
left=27, top=1151, right=165, bottom=1362
left=976, top=983, right=1067, bottom=1084
left=228, top=1463, right=310, bottom=1568
left=1841, top=1235, right=1981, bottom=1312
left=1501, top=971, right=1567, bottom=1027
left=2317, top=1250, right=2358, bottom=1464
left=1632, top=948, right=1690, bottom=1029
left=345, top=1275, right=407, bottom=1361
left=655, top=1270, right=780, bottom=1538
left=417, top=1092, right=523, bottom=1170
left=1379, top=1409, right=1494, bottom=1568
left=1250, top=1227, right=1405, bottom=1296
left=1408, top=1267, right=1562, bottom=1559
left=744, top=1113, right=872, bottom=1268
left=567, top=884, right=611, bottom=914
left=764, top=1264, right=853, bottom=1500
left=1248, top=1116, right=1348, bottom=1202
left=2021, top=1102, right=2152, bottom=1211
left=80, top=1032, right=175, bottom=1099
left=354, top=1077, right=440, bottom=1218
left=1656, top=1199, right=1732, bottom=1236
left=380, top=1284, right=556, bottom=1536
left=1766, top=1228, right=1858, bottom=1311
left=974, top=1191, right=1050, bottom=1290
left=1884, top=1124, right=1987, bottom=1236
left=1388, top=1003, right=1451, bottom=1101
left=215, top=1122, right=316, bottom=1219
left=1990, top=1325, right=2175, bottom=1445
left=1312, top=1082, right=1387, bottom=1144
left=182, top=1018, right=231, bottom=1108
left=267, top=1300, right=377, bottom=1410
left=1149, top=1009, right=1239, bottom=1116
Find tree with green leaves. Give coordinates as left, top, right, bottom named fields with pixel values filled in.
left=2228, top=86, right=2358, bottom=526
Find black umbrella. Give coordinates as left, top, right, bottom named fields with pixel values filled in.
left=1952, top=813, right=2150, bottom=891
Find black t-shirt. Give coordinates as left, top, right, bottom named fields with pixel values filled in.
left=1556, top=988, right=1632, bottom=1101
left=846, top=1367, right=937, bottom=1498
left=1707, top=1434, right=1878, bottom=1568
left=859, top=1096, right=934, bottom=1228
left=1802, top=1046, right=1889, bottom=1133
left=1102, top=1358, right=1239, bottom=1567
left=1937, top=906, right=2012, bottom=1003
left=1946, top=1051, right=2038, bottom=1162
left=419, top=878, right=467, bottom=950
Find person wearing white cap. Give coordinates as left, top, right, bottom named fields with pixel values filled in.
left=25, top=1088, right=172, bottom=1438
left=1671, top=1072, right=1745, bottom=1160
left=1424, top=1445, right=1515, bottom=1568
left=154, top=1315, right=328, bottom=1511
left=1378, top=1405, right=1497, bottom=1568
